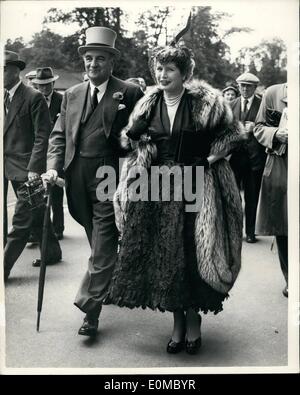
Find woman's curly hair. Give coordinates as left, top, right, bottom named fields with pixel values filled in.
left=149, top=44, right=195, bottom=84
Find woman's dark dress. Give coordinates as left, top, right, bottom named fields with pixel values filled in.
left=106, top=91, right=227, bottom=313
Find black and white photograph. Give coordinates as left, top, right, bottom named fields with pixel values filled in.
left=0, top=0, right=299, bottom=376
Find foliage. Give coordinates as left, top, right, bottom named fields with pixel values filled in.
left=5, top=37, right=26, bottom=53
left=137, top=7, right=173, bottom=48
left=5, top=7, right=287, bottom=90
left=21, top=29, right=69, bottom=69
left=182, top=7, right=240, bottom=88
left=45, top=7, right=123, bottom=32
left=237, top=38, right=287, bottom=87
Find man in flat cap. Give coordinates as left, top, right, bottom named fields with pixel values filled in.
left=45, top=27, right=144, bottom=336
left=3, top=51, right=62, bottom=281
left=32, top=67, right=64, bottom=241
left=229, top=72, right=266, bottom=243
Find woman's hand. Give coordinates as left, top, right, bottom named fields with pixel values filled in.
left=41, top=169, right=58, bottom=186
left=207, top=149, right=229, bottom=165
left=28, top=171, right=39, bottom=181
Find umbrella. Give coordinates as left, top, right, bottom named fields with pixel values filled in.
left=36, top=177, right=65, bottom=332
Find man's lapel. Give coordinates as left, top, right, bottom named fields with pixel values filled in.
left=67, top=82, right=89, bottom=143
left=4, top=83, right=26, bottom=134
left=231, top=97, right=241, bottom=120
left=102, top=76, right=127, bottom=138
left=247, top=95, right=261, bottom=120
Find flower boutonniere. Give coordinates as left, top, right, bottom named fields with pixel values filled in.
left=113, top=91, right=124, bottom=101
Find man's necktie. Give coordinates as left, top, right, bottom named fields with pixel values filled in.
left=241, top=99, right=248, bottom=122
left=45, top=95, right=51, bottom=107
left=92, top=87, right=99, bottom=110
left=4, top=90, right=10, bottom=115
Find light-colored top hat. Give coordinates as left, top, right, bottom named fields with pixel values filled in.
left=78, top=26, right=120, bottom=57
left=236, top=72, right=260, bottom=85
left=32, top=67, right=59, bottom=84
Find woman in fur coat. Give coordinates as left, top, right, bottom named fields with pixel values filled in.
left=106, top=45, right=243, bottom=354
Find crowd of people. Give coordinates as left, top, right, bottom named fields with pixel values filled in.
left=3, top=25, right=288, bottom=355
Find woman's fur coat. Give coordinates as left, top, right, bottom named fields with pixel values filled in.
left=114, top=79, right=244, bottom=295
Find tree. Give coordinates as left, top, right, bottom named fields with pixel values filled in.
left=137, top=7, right=173, bottom=48
left=44, top=7, right=151, bottom=79
left=21, top=29, right=69, bottom=69
left=237, top=38, right=287, bottom=87
left=255, top=38, right=287, bottom=87
left=59, top=33, right=82, bottom=70
left=45, top=7, right=124, bottom=34
left=182, top=6, right=244, bottom=88
left=5, top=37, right=26, bottom=53
left=38, top=6, right=253, bottom=87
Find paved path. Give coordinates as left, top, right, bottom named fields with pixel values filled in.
left=3, top=204, right=288, bottom=371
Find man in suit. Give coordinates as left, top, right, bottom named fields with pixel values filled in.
left=229, top=72, right=266, bottom=243
left=3, top=51, right=62, bottom=281
left=45, top=27, right=143, bottom=336
left=32, top=67, right=64, bottom=240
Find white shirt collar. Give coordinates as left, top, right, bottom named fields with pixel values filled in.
left=89, top=80, right=109, bottom=95
left=45, top=91, right=53, bottom=107
left=241, top=94, right=254, bottom=108
left=46, top=91, right=53, bottom=101
left=8, top=80, right=22, bottom=99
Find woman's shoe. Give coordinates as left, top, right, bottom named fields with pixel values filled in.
left=185, top=314, right=202, bottom=355
left=166, top=338, right=185, bottom=354
left=185, top=336, right=202, bottom=355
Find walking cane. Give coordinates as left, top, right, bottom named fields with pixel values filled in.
left=36, top=177, right=65, bottom=332
left=36, top=182, right=52, bottom=332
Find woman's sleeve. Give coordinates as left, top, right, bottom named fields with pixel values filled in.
left=208, top=95, right=244, bottom=156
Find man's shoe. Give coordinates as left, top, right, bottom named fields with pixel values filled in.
left=282, top=285, right=288, bottom=298
left=32, top=257, right=62, bottom=267
left=54, top=232, right=64, bottom=241
left=78, top=316, right=99, bottom=337
left=27, top=233, right=39, bottom=245
left=246, top=235, right=257, bottom=243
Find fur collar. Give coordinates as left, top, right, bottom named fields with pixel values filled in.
left=121, top=79, right=235, bottom=150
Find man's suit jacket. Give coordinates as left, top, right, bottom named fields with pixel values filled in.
left=254, top=83, right=287, bottom=152
left=4, top=82, right=52, bottom=181
left=230, top=95, right=266, bottom=171
left=49, top=90, right=63, bottom=129
left=47, top=76, right=143, bottom=173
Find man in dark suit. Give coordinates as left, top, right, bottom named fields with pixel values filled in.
left=3, top=51, right=62, bottom=281
left=45, top=27, right=143, bottom=337
left=229, top=72, right=266, bottom=243
left=32, top=67, right=64, bottom=240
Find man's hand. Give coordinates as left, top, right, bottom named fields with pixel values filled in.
left=240, top=121, right=255, bottom=141
left=275, top=128, right=288, bottom=144
left=41, top=169, right=58, bottom=186
left=28, top=171, right=40, bottom=181
left=244, top=121, right=255, bottom=133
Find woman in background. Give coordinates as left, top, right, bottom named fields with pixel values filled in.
left=222, top=83, right=239, bottom=103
